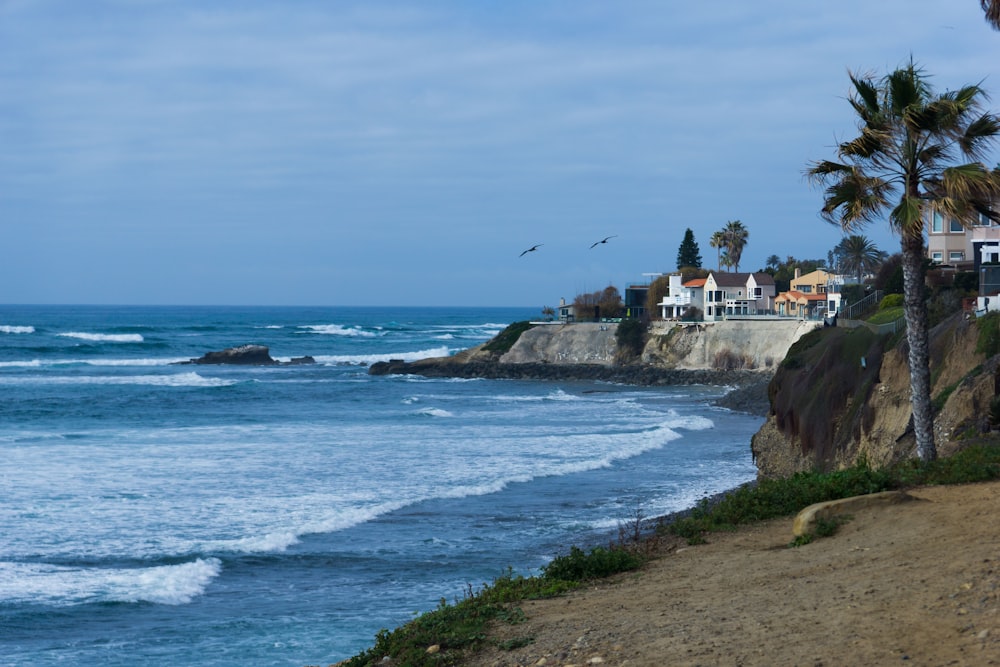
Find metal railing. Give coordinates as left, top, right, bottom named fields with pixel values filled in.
left=840, top=290, right=884, bottom=320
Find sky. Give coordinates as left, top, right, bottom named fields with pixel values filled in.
left=2, top=1, right=1000, bottom=307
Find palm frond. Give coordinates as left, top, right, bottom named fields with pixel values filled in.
left=889, top=195, right=925, bottom=236
left=984, top=0, right=1000, bottom=30
left=959, top=113, right=1000, bottom=159
left=849, top=71, right=881, bottom=118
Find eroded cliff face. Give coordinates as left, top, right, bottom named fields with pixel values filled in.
left=497, top=319, right=820, bottom=370
left=642, top=320, right=822, bottom=370
left=751, top=313, right=999, bottom=478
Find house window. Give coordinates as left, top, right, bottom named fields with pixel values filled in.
left=799, top=285, right=812, bottom=293
left=950, top=218, right=963, bottom=233
left=931, top=251, right=943, bottom=263
left=932, top=211, right=943, bottom=233
left=949, top=251, right=965, bottom=262
left=753, top=287, right=762, bottom=298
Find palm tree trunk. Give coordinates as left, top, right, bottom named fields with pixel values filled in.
left=900, top=232, right=936, bottom=462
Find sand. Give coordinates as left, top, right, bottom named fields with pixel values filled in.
left=462, top=481, right=1000, bottom=667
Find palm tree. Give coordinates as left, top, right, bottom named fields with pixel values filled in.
left=722, top=220, right=749, bottom=272
left=984, top=0, right=1000, bottom=30
left=709, top=230, right=726, bottom=271
left=765, top=254, right=781, bottom=271
left=807, top=60, right=1000, bottom=462
left=835, top=235, right=887, bottom=286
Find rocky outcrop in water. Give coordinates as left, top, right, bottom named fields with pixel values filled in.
left=177, top=344, right=315, bottom=366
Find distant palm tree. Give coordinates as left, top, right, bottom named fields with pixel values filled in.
left=835, top=235, right=887, bottom=286
left=721, top=220, right=749, bottom=272
left=984, top=0, right=1000, bottom=30
left=807, top=60, right=1000, bottom=463
left=765, top=254, right=781, bottom=271
left=709, top=230, right=726, bottom=271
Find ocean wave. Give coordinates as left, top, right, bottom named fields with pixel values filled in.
left=58, top=332, right=145, bottom=343
left=0, top=359, right=43, bottom=368
left=1, top=324, right=35, bottom=334
left=0, top=372, right=238, bottom=387
left=312, top=345, right=453, bottom=366
left=0, top=558, right=221, bottom=606
left=298, top=324, right=377, bottom=338
left=414, top=407, right=454, bottom=418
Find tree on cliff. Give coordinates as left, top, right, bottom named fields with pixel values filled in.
left=807, top=60, right=1000, bottom=462
left=719, top=220, right=749, bottom=272
left=573, top=285, right=622, bottom=321
left=676, top=228, right=703, bottom=270
left=709, top=231, right=725, bottom=271
left=834, top=235, right=887, bottom=286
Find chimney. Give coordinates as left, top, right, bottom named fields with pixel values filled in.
left=794, top=268, right=801, bottom=280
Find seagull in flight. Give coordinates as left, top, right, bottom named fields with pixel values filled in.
left=590, top=235, right=617, bottom=249
left=519, top=244, right=543, bottom=257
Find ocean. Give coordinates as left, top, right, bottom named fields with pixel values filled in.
left=0, top=305, right=763, bottom=666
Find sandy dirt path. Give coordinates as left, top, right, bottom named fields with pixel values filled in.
left=463, top=481, right=1000, bottom=667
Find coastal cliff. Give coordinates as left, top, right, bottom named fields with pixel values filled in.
left=369, top=319, right=820, bottom=414
left=751, top=312, right=1000, bottom=478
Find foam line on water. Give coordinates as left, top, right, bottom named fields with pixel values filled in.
left=1, top=324, right=35, bottom=334
left=0, top=558, right=222, bottom=606
left=0, top=372, right=237, bottom=387
left=57, top=332, right=145, bottom=343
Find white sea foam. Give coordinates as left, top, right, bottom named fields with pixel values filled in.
left=312, top=345, right=452, bottom=366
left=416, top=407, right=453, bottom=418
left=58, top=332, right=144, bottom=343
left=0, top=359, right=42, bottom=368
left=0, top=372, right=237, bottom=387
left=298, top=324, right=377, bottom=338
left=0, top=558, right=221, bottom=606
left=0, top=324, right=34, bottom=334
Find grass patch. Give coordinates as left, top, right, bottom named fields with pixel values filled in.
left=867, top=306, right=904, bottom=325
left=668, top=443, right=1000, bottom=544
left=343, top=442, right=1000, bottom=665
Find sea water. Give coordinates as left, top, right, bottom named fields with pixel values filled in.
left=0, top=305, right=762, bottom=666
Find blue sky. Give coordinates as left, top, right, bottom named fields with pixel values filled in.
left=2, top=1, right=999, bottom=307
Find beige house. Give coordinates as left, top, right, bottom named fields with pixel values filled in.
left=926, top=208, right=1000, bottom=270
left=775, top=269, right=843, bottom=318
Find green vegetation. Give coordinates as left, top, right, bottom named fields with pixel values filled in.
left=879, top=293, right=903, bottom=310
left=867, top=306, right=903, bottom=325
left=343, top=546, right=643, bottom=666
left=615, top=318, right=647, bottom=360
left=976, top=311, right=1000, bottom=358
left=676, top=228, right=703, bottom=270
left=482, top=321, right=534, bottom=355
left=669, top=443, right=1000, bottom=545
left=343, top=442, right=1000, bottom=664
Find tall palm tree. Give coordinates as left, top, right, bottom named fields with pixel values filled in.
left=984, top=0, right=1000, bottom=30
left=722, top=220, right=749, bottom=272
left=807, top=60, right=1000, bottom=462
left=709, top=230, right=726, bottom=271
left=835, top=235, right=887, bottom=286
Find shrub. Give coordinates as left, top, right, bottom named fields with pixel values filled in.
left=615, top=318, right=647, bottom=360
left=542, top=545, right=644, bottom=582
left=482, top=321, right=534, bottom=355
left=879, top=293, right=903, bottom=310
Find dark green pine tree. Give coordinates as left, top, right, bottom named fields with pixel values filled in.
left=676, top=228, right=703, bottom=270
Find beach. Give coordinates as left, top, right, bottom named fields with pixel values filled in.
left=462, top=480, right=1000, bottom=667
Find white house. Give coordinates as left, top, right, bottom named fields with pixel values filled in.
left=657, top=274, right=697, bottom=319
left=702, top=272, right=776, bottom=319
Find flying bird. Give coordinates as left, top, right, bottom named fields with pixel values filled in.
left=590, top=235, right=617, bottom=249
left=519, top=244, right=543, bottom=257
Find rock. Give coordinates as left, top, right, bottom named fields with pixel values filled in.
left=176, top=345, right=316, bottom=366
left=791, top=491, right=915, bottom=537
